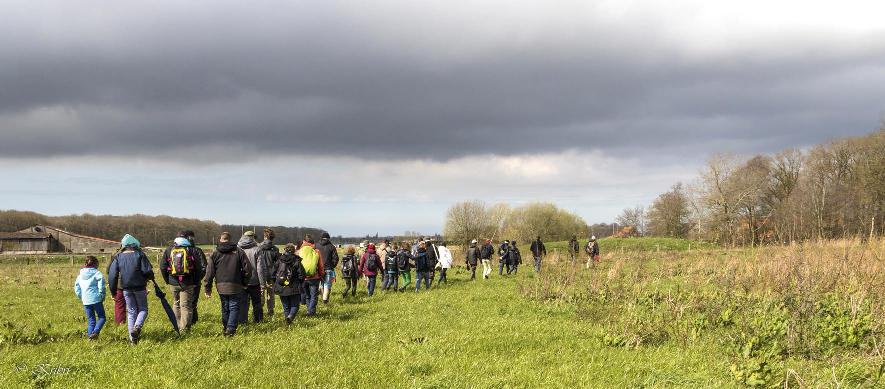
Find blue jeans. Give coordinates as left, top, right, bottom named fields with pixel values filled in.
left=323, top=270, right=336, bottom=289
left=304, top=279, right=320, bottom=315
left=499, top=261, right=506, bottom=275
left=84, top=302, right=106, bottom=336
left=382, top=271, right=398, bottom=290
left=415, top=272, right=431, bottom=292
left=280, top=295, right=300, bottom=318
left=220, top=294, right=240, bottom=331
left=123, top=289, right=148, bottom=334
left=366, top=275, right=377, bottom=296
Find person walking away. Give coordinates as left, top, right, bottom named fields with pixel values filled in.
left=508, top=240, right=522, bottom=274
left=160, top=233, right=204, bottom=332
left=318, top=232, right=339, bottom=304
left=107, top=252, right=127, bottom=325
left=425, top=238, right=439, bottom=288
left=340, top=246, right=359, bottom=298
left=568, top=235, right=579, bottom=263
left=382, top=244, right=399, bottom=291
left=498, top=240, right=510, bottom=275
left=413, top=243, right=432, bottom=292
left=236, top=231, right=262, bottom=324
left=256, top=228, right=281, bottom=319
left=359, top=243, right=383, bottom=296
left=74, top=255, right=106, bottom=340
left=585, top=236, right=600, bottom=269
left=108, top=234, right=154, bottom=344
left=396, top=243, right=413, bottom=292
left=436, top=242, right=453, bottom=284
left=274, top=243, right=306, bottom=324
left=480, top=239, right=494, bottom=279
left=204, top=232, right=251, bottom=336
left=465, top=240, right=479, bottom=280
left=181, top=231, right=207, bottom=324
left=530, top=236, right=547, bottom=273
left=298, top=235, right=324, bottom=316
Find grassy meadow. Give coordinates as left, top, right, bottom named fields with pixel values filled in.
left=1, top=238, right=883, bottom=388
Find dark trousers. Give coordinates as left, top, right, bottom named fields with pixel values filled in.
left=499, top=261, right=506, bottom=275
left=468, top=263, right=477, bottom=280
left=220, top=294, right=240, bottom=332
left=280, top=295, right=300, bottom=319
left=382, top=271, right=398, bottom=290
left=438, top=268, right=448, bottom=284
left=342, top=277, right=357, bottom=297
left=303, top=279, right=320, bottom=315
left=238, top=285, right=263, bottom=324
left=534, top=256, right=542, bottom=272
left=366, top=275, right=377, bottom=296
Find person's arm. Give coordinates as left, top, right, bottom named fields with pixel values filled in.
left=240, top=251, right=253, bottom=284
left=160, top=249, right=171, bottom=284
left=74, top=278, right=82, bottom=300
left=139, top=251, right=155, bottom=281
left=317, top=249, right=325, bottom=274
left=203, top=253, right=216, bottom=296
left=257, top=250, right=268, bottom=287
left=108, top=258, right=119, bottom=296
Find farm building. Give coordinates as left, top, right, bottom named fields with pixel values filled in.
left=0, top=225, right=119, bottom=254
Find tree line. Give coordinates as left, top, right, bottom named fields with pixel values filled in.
left=0, top=210, right=327, bottom=248
left=443, top=201, right=590, bottom=244
left=617, top=128, right=884, bottom=246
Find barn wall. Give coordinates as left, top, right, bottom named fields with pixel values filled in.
left=0, top=238, right=50, bottom=254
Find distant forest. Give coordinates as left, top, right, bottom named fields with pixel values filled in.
left=0, top=210, right=327, bottom=247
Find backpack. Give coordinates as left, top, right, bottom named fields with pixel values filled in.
left=257, top=246, right=279, bottom=281
left=396, top=250, right=409, bottom=270
left=365, top=252, right=379, bottom=272
left=299, top=246, right=320, bottom=277
left=385, top=252, right=397, bottom=271
left=169, top=247, right=193, bottom=280
left=341, top=254, right=355, bottom=275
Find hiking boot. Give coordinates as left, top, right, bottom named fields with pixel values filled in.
left=223, top=327, right=235, bottom=337
left=285, top=316, right=293, bottom=325
left=88, top=332, right=99, bottom=341
left=130, top=325, right=142, bottom=344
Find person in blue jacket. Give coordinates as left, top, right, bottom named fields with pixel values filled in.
left=108, top=234, right=154, bottom=344
left=74, top=255, right=106, bottom=340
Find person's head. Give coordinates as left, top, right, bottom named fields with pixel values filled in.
left=503, top=240, right=509, bottom=244
left=183, top=230, right=196, bottom=244
left=303, top=234, right=314, bottom=244
left=346, top=245, right=356, bottom=255
left=219, top=232, right=231, bottom=243
left=367, top=243, right=375, bottom=250
left=471, top=239, right=478, bottom=245
left=284, top=243, right=297, bottom=254
left=536, top=236, right=541, bottom=241
left=177, top=230, right=189, bottom=238
left=419, top=242, right=426, bottom=249
left=572, top=235, right=577, bottom=240
left=321, top=232, right=331, bottom=241
left=485, top=238, right=491, bottom=244
left=511, top=240, right=518, bottom=246
left=84, top=255, right=98, bottom=268
left=439, top=242, right=446, bottom=247
left=590, top=235, right=597, bottom=241
left=264, top=228, right=275, bottom=240
left=244, top=230, right=255, bottom=239
left=120, top=234, right=140, bottom=249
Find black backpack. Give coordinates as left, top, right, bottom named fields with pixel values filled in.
left=385, top=252, right=397, bottom=271
left=396, top=250, right=409, bottom=270
left=365, top=253, right=379, bottom=272
left=341, top=254, right=355, bottom=275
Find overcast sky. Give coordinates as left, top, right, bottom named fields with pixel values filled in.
left=1, top=0, right=883, bottom=236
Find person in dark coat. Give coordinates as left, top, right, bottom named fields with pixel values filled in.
left=567, top=235, right=579, bottom=263
left=181, top=230, right=207, bottom=324
left=274, top=243, right=306, bottom=324
left=318, top=232, right=339, bottom=304
left=396, top=243, right=414, bottom=292
left=465, top=239, right=479, bottom=280
left=508, top=240, right=522, bottom=274
left=256, top=228, right=281, bottom=319
left=160, top=232, right=205, bottom=332
left=498, top=240, right=510, bottom=275
left=339, top=246, right=360, bottom=298
left=108, top=234, right=154, bottom=344
left=204, top=232, right=252, bottom=336
left=413, top=243, right=432, bottom=292
left=530, top=236, right=547, bottom=273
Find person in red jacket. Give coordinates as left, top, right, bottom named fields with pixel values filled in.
left=359, top=243, right=384, bottom=297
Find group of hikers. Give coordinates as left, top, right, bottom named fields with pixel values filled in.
left=73, top=229, right=601, bottom=343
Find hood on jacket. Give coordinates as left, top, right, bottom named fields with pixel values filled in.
left=280, top=252, right=298, bottom=264
left=174, top=237, right=192, bottom=247
left=259, top=239, right=275, bottom=250
left=79, top=267, right=100, bottom=280
left=366, top=247, right=377, bottom=255
left=238, top=235, right=257, bottom=249
left=216, top=242, right=238, bottom=253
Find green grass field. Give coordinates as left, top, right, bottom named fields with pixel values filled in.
left=1, top=238, right=882, bottom=388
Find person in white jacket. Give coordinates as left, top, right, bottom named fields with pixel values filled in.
left=435, top=242, right=453, bottom=285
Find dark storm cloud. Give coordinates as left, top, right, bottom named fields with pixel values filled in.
left=2, top=1, right=884, bottom=162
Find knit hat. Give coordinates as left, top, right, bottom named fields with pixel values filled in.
left=121, top=234, right=140, bottom=248
left=321, top=232, right=331, bottom=240
left=244, top=231, right=255, bottom=237
left=471, top=239, right=477, bottom=244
